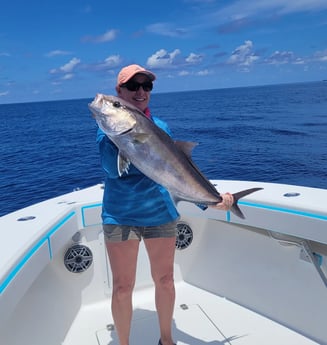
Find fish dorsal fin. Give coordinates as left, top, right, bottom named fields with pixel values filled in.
left=174, top=141, right=198, bottom=158
left=117, top=153, right=131, bottom=176
left=175, top=140, right=220, bottom=198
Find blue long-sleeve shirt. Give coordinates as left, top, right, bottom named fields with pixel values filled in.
left=96, top=116, right=180, bottom=226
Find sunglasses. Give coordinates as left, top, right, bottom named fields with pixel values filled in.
left=120, top=80, right=153, bottom=92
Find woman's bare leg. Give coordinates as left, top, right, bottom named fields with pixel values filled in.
left=106, top=239, right=140, bottom=345
left=144, top=237, right=176, bottom=345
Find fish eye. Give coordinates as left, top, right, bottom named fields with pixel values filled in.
left=113, top=101, right=121, bottom=108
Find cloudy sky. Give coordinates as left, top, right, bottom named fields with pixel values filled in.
left=1, top=0, right=327, bottom=104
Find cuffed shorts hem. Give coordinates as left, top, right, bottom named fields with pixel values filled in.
left=103, top=220, right=178, bottom=242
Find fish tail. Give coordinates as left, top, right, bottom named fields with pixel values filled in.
left=231, top=187, right=263, bottom=219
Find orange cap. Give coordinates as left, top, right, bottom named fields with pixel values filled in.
left=117, top=64, right=156, bottom=86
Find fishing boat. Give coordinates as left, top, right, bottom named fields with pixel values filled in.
left=1, top=180, right=326, bottom=345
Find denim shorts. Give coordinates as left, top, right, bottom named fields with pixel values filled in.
left=103, top=220, right=178, bottom=242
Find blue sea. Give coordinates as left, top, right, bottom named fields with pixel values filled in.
left=1, top=81, right=326, bottom=216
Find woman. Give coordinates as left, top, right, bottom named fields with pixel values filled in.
left=96, top=64, right=233, bottom=345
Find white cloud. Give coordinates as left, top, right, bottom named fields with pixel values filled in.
left=227, top=40, right=259, bottom=67
left=214, top=0, right=327, bottom=21
left=185, top=53, right=203, bottom=64
left=293, top=58, right=305, bottom=65
left=265, top=50, right=295, bottom=65
left=313, top=49, right=327, bottom=62
left=177, top=69, right=211, bottom=77
left=103, top=55, right=122, bottom=68
left=196, top=69, right=210, bottom=76
left=97, top=29, right=118, bottom=42
left=90, top=55, right=122, bottom=72
left=45, top=50, right=72, bottom=57
left=178, top=70, right=190, bottom=76
left=62, top=73, right=74, bottom=80
left=274, top=0, right=327, bottom=15
left=264, top=50, right=308, bottom=65
left=60, top=57, right=81, bottom=73
left=82, top=29, right=118, bottom=43
left=146, top=23, right=187, bottom=37
left=0, top=91, right=9, bottom=96
left=49, top=57, right=81, bottom=79
left=147, top=49, right=181, bottom=68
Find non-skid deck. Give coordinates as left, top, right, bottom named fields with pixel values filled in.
left=64, top=282, right=320, bottom=345
left=97, top=304, right=227, bottom=345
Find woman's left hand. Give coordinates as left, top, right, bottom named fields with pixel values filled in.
left=209, top=192, right=234, bottom=211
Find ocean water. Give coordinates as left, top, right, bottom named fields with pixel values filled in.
left=1, top=81, right=326, bottom=216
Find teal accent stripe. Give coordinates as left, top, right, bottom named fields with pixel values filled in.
left=48, top=238, right=53, bottom=260
left=226, top=211, right=231, bottom=222
left=239, top=201, right=327, bottom=221
left=81, top=203, right=102, bottom=227
left=0, top=237, right=45, bottom=294
left=0, top=211, right=75, bottom=294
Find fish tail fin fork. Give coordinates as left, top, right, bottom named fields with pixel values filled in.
left=230, top=187, right=263, bottom=219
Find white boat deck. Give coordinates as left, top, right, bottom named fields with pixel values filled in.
left=64, top=282, right=319, bottom=345
left=1, top=182, right=326, bottom=345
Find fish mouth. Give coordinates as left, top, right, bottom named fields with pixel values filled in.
left=119, top=127, right=133, bottom=135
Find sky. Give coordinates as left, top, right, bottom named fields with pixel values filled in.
left=1, top=0, right=327, bottom=104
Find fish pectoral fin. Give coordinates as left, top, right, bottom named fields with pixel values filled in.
left=174, top=141, right=198, bottom=158
left=117, top=153, right=131, bottom=176
left=132, top=133, right=151, bottom=144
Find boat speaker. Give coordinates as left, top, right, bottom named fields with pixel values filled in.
left=64, top=244, right=93, bottom=273
left=176, top=222, right=193, bottom=250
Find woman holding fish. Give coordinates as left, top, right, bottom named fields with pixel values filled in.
left=95, top=64, right=234, bottom=345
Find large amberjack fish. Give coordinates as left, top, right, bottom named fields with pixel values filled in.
left=89, top=94, right=263, bottom=219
